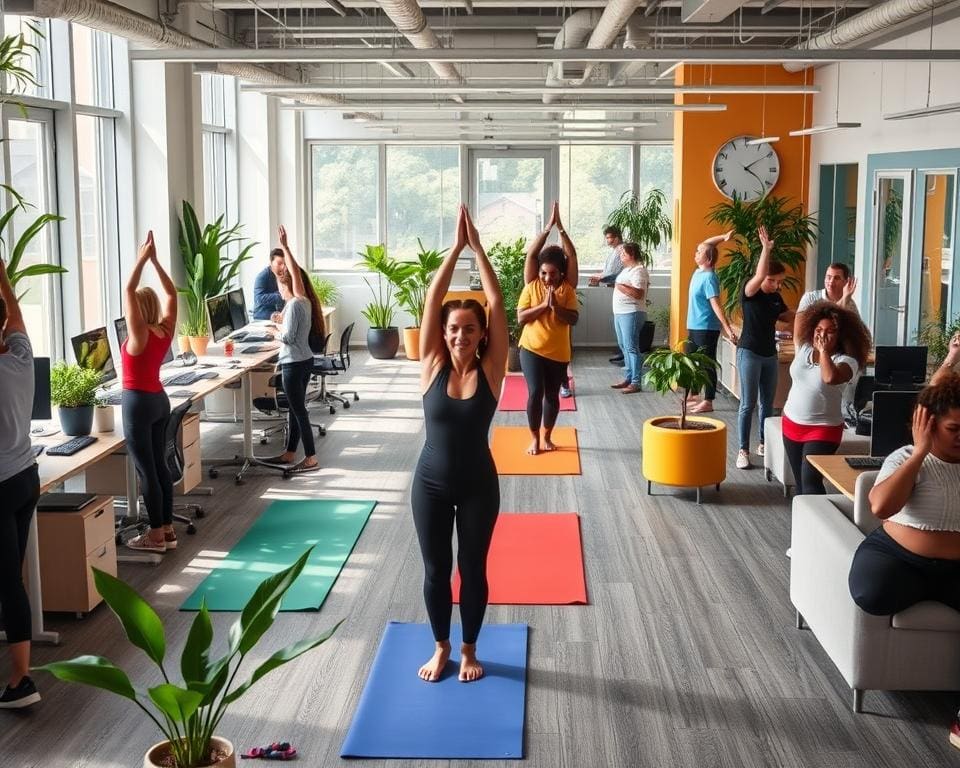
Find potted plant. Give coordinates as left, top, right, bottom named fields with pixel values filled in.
left=489, top=237, right=527, bottom=372
left=0, top=188, right=66, bottom=298
left=50, top=361, right=101, bottom=436
left=357, top=243, right=404, bottom=359
left=606, top=188, right=673, bottom=267
left=309, top=274, right=341, bottom=309
left=641, top=342, right=726, bottom=504
left=395, top=239, right=447, bottom=361
left=177, top=201, right=255, bottom=356
left=708, top=195, right=817, bottom=316
left=36, top=548, right=341, bottom=768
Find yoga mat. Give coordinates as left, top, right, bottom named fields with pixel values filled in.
left=180, top=498, right=376, bottom=611
left=453, top=513, right=587, bottom=605
left=340, top=622, right=528, bottom=759
left=490, top=426, right=581, bottom=475
left=498, top=374, right=576, bottom=411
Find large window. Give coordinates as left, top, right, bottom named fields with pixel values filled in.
left=386, top=146, right=459, bottom=260
left=638, top=145, right=674, bottom=268
left=559, top=145, right=633, bottom=269
left=200, top=73, right=234, bottom=222
left=3, top=15, right=51, bottom=99
left=72, top=24, right=113, bottom=108
left=311, top=145, right=379, bottom=268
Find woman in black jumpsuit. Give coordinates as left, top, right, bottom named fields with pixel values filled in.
left=412, top=204, right=508, bottom=683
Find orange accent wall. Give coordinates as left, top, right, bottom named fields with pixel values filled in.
left=670, top=65, right=813, bottom=347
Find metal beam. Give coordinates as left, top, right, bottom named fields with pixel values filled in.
left=240, top=82, right=818, bottom=94
left=181, top=0, right=873, bottom=8
left=280, top=100, right=728, bottom=111
left=761, top=0, right=790, bottom=12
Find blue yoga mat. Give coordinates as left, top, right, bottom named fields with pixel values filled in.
left=340, top=622, right=528, bottom=759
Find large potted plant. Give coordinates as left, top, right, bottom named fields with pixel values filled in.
left=395, top=239, right=446, bottom=361
left=641, top=342, right=726, bottom=504
left=177, top=201, right=256, bottom=356
left=50, top=361, right=101, bottom=436
left=0, top=189, right=66, bottom=298
left=489, top=237, right=526, bottom=372
left=708, top=195, right=817, bottom=316
left=36, top=548, right=341, bottom=768
left=357, top=244, right=404, bottom=359
left=606, top=188, right=673, bottom=267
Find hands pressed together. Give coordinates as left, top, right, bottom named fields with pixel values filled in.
left=452, top=204, right=483, bottom=254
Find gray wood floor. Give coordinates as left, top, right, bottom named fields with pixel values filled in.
left=5, top=350, right=957, bottom=767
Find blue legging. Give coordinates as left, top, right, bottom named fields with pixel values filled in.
left=736, top=347, right=778, bottom=451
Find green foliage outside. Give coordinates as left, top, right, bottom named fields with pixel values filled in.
left=916, top=313, right=960, bottom=368
left=707, top=196, right=817, bottom=316
left=643, top=343, right=719, bottom=431
left=488, top=237, right=527, bottom=343
left=50, top=361, right=101, bottom=408
left=36, top=548, right=341, bottom=768
left=605, top=188, right=673, bottom=267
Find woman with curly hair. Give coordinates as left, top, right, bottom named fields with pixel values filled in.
left=849, top=351, right=960, bottom=750
left=781, top=300, right=871, bottom=494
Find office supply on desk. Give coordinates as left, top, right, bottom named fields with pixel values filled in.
left=36, top=492, right=97, bottom=512
left=227, top=288, right=248, bottom=330
left=46, top=435, right=98, bottom=456
left=206, top=292, right=235, bottom=344
left=240, top=344, right=273, bottom=354
left=98, top=391, right=123, bottom=406
left=32, top=444, right=44, bottom=457
left=231, top=332, right=272, bottom=343
left=168, top=389, right=196, bottom=399
left=845, top=456, right=885, bottom=469
left=114, top=317, right=174, bottom=366
left=163, top=370, right=204, bottom=386
left=874, top=346, right=927, bottom=389
left=71, top=326, right=117, bottom=384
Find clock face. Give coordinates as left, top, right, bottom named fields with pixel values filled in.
left=712, top=136, right=781, bottom=202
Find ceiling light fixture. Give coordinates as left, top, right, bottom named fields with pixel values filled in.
left=883, top=100, right=960, bottom=120
left=788, top=122, right=861, bottom=136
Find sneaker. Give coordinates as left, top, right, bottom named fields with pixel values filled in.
left=951, top=716, right=960, bottom=750
left=164, top=531, right=178, bottom=550
left=559, top=385, right=572, bottom=398
left=736, top=449, right=751, bottom=470
left=0, top=677, right=41, bottom=709
left=757, top=443, right=765, bottom=457
left=287, top=459, right=320, bottom=474
left=126, top=534, right=166, bottom=553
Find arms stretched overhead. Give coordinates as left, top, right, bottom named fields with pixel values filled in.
left=278, top=225, right=306, bottom=299
left=524, top=201, right=578, bottom=288
left=125, top=231, right=177, bottom=355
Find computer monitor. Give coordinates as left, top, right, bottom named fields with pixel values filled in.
left=870, top=390, right=919, bottom=458
left=874, top=346, right=927, bottom=388
left=71, top=327, right=116, bottom=384
left=206, top=293, right=234, bottom=343
left=227, top=288, right=247, bottom=331
left=113, top=318, right=174, bottom=365
left=32, top=357, right=51, bottom=421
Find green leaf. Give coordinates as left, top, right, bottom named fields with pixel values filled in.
left=180, top=599, right=213, bottom=684
left=34, top=655, right=137, bottom=700
left=147, top=683, right=204, bottom=725
left=92, top=567, right=166, bottom=668
left=8, top=213, right=64, bottom=274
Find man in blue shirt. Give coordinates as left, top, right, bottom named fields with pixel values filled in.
left=589, top=225, right=627, bottom=363
left=252, top=248, right=287, bottom=320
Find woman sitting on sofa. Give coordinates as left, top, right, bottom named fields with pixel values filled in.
left=848, top=337, right=960, bottom=750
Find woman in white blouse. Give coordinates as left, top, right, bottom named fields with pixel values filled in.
left=609, top=243, right=649, bottom=394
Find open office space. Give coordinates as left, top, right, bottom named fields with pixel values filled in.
left=1, top=1, right=960, bottom=766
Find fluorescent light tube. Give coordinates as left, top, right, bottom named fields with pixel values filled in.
left=788, top=122, right=861, bottom=136
left=883, top=101, right=960, bottom=120
left=746, top=136, right=780, bottom=145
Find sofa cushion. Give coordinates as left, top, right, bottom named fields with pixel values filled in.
left=892, top=601, right=960, bottom=631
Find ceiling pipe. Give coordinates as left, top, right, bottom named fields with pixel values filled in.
left=783, top=0, right=956, bottom=71
left=608, top=13, right=652, bottom=85
left=374, top=0, right=462, bottom=82
left=543, top=9, right=604, bottom=104
left=578, top=0, right=642, bottom=84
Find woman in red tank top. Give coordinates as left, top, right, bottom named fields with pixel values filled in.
left=120, top=232, right=178, bottom=553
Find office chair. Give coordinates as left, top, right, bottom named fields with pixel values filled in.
left=852, top=375, right=878, bottom=435
left=312, top=322, right=360, bottom=413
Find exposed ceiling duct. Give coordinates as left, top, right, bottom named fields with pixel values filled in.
left=374, top=0, right=463, bottom=82
left=543, top=9, right=603, bottom=104
left=607, top=13, right=652, bottom=85
left=783, top=0, right=956, bottom=72
left=579, top=0, right=642, bottom=84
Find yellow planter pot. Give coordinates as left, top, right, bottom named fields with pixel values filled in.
left=642, top=415, right=727, bottom=504
left=403, top=327, right=421, bottom=360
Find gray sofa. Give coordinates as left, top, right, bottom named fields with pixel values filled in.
left=790, top=470, right=960, bottom=712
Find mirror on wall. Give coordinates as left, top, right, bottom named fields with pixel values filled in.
left=918, top=172, right=956, bottom=334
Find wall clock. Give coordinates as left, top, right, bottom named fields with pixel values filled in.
left=712, top=136, right=780, bottom=202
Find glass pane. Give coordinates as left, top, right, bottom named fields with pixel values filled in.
left=75, top=114, right=107, bottom=328
left=311, top=145, right=379, bottom=268
left=72, top=24, right=113, bottom=108
left=6, top=119, right=55, bottom=356
left=201, top=74, right=228, bottom=127
left=474, top=156, right=544, bottom=247
left=3, top=15, right=50, bottom=99
left=558, top=145, right=632, bottom=269
left=386, top=146, right=459, bottom=260
left=918, top=173, right=955, bottom=332
left=639, top=145, right=674, bottom=268
left=874, top=176, right=907, bottom=346
left=202, top=130, right=228, bottom=221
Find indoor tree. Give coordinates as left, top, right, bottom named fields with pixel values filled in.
left=605, top=188, right=673, bottom=267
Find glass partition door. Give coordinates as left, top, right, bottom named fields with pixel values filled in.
left=872, top=172, right=912, bottom=346
left=917, top=171, right=956, bottom=334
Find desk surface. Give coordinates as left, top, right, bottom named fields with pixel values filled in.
left=806, top=454, right=869, bottom=501
left=36, top=431, right=126, bottom=494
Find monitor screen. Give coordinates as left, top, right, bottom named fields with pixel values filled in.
left=71, top=327, right=116, bottom=385
left=113, top=318, right=174, bottom=365
left=870, top=390, right=919, bottom=458
left=874, top=346, right=927, bottom=387
left=32, top=357, right=51, bottom=421
left=206, top=293, right=234, bottom=343
left=227, top=288, right=247, bottom=331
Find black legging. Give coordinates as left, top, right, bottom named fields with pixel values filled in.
left=687, top=329, right=720, bottom=401
left=122, top=389, right=172, bottom=530
left=782, top=435, right=839, bottom=495
left=0, top=464, right=39, bottom=643
left=410, top=469, right=499, bottom=644
left=282, top=358, right=315, bottom=456
left=849, top=526, right=960, bottom=616
left=520, top=347, right=567, bottom=432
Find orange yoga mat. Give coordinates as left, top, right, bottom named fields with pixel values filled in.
left=453, top=513, right=587, bottom=605
left=498, top=374, right=576, bottom=412
left=490, top=426, right=581, bottom=475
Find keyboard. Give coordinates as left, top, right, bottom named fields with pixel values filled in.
left=46, top=435, right=98, bottom=456
left=197, top=371, right=220, bottom=380
left=168, top=389, right=196, bottom=399
left=163, top=371, right=201, bottom=387
left=99, top=391, right=123, bottom=406
left=32, top=444, right=44, bottom=457
left=241, top=345, right=270, bottom=354
left=230, top=332, right=272, bottom=343
left=845, top=456, right=885, bottom=470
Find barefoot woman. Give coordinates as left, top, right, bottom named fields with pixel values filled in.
left=412, top=205, right=508, bottom=682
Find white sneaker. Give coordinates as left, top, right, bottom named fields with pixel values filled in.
left=757, top=443, right=765, bottom=457
left=736, top=449, right=751, bottom=469
left=559, top=385, right=572, bottom=398
left=785, top=547, right=792, bottom=558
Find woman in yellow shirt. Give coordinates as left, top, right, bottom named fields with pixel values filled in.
left=518, top=202, right=579, bottom=455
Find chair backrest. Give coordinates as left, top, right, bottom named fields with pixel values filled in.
left=853, top=374, right=877, bottom=415
left=853, top=470, right=882, bottom=535
left=338, top=322, right=354, bottom=369
left=637, top=321, right=655, bottom=353
left=164, top=400, right=193, bottom=484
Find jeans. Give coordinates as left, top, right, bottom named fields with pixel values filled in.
left=736, top=347, right=778, bottom=451
left=281, top=358, right=315, bottom=456
left=686, top=329, right=720, bottom=401
left=0, top=464, right=39, bottom=643
left=122, top=389, right=173, bottom=530
left=614, top=311, right=645, bottom=386
left=782, top=435, right=839, bottom=495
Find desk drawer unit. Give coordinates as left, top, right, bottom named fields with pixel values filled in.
left=37, top=495, right=117, bottom=614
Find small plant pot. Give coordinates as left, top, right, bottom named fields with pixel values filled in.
left=144, top=736, right=235, bottom=768
left=367, top=327, right=399, bottom=360
left=403, top=327, right=421, bottom=361
left=58, top=405, right=95, bottom=437
left=188, top=336, right=210, bottom=357
left=93, top=405, right=115, bottom=433
left=178, top=335, right=191, bottom=354
left=507, top=345, right=521, bottom=373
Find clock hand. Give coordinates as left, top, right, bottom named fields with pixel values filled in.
left=743, top=156, right=769, bottom=171
left=743, top=166, right=767, bottom=196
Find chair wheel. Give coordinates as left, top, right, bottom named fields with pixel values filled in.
left=344, top=402, right=350, bottom=409
left=317, top=426, right=325, bottom=436
left=353, top=394, right=359, bottom=401
left=195, top=509, right=205, bottom=518
left=235, top=475, right=244, bottom=485
left=187, top=524, right=197, bottom=534
left=209, top=468, right=219, bottom=479
left=329, top=406, right=335, bottom=414
left=283, top=470, right=292, bottom=479
left=260, top=437, right=268, bottom=445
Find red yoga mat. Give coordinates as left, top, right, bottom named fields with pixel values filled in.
left=453, top=513, right=587, bottom=605
left=498, top=374, right=576, bottom=411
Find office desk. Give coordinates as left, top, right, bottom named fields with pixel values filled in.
left=805, top=454, right=870, bottom=501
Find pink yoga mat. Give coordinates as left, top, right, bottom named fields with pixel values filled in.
left=498, top=374, right=576, bottom=411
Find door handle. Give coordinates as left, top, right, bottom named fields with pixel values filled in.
left=886, top=305, right=906, bottom=312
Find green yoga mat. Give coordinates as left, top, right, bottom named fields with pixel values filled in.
left=180, top=499, right=376, bottom=611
